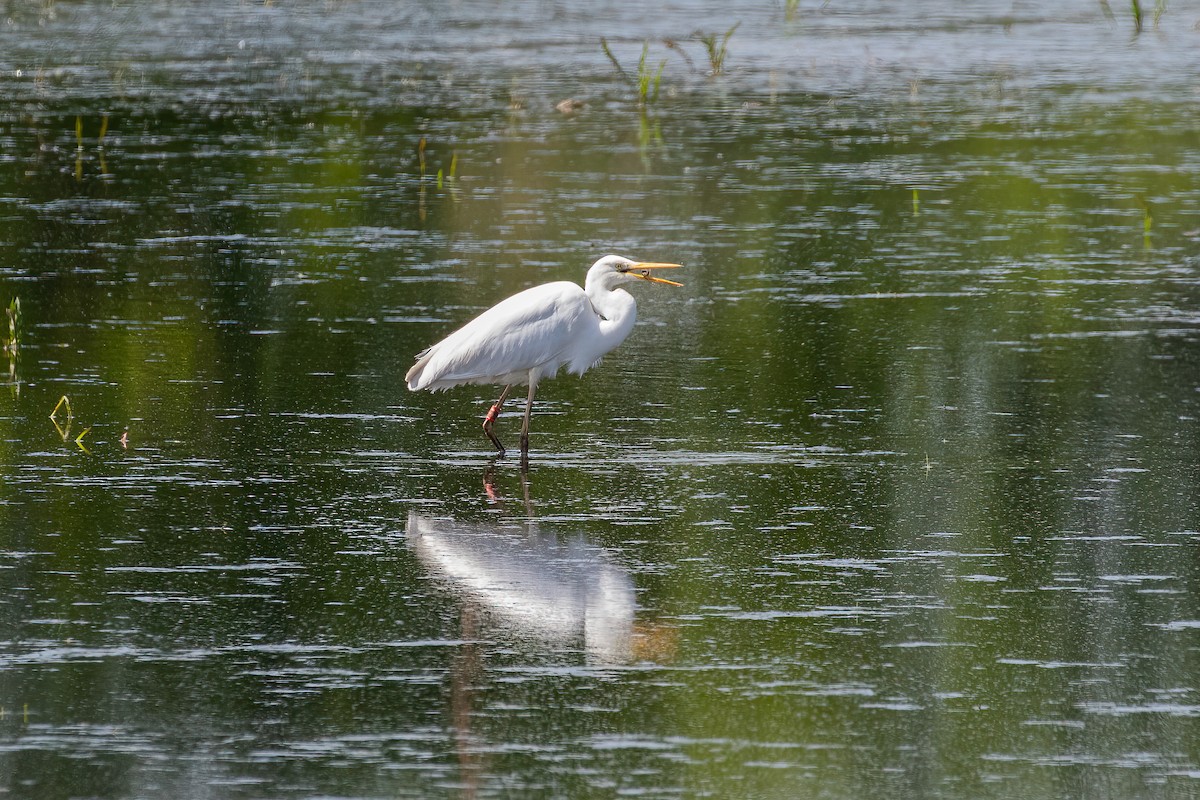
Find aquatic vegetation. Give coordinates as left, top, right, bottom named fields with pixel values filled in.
left=4, top=297, right=19, bottom=354
left=1136, top=194, right=1153, bottom=247
left=50, top=394, right=71, bottom=424
left=74, top=114, right=111, bottom=179
left=603, top=24, right=737, bottom=93
left=0, top=705, right=28, bottom=725
left=4, top=297, right=19, bottom=392
left=98, top=113, right=109, bottom=174
left=1147, top=0, right=1166, bottom=26
left=1129, top=0, right=1168, bottom=31
left=75, top=115, right=83, bottom=181
left=436, top=152, right=458, bottom=191
left=637, top=43, right=666, bottom=105
left=50, top=395, right=91, bottom=450
left=638, top=111, right=664, bottom=167
left=661, top=39, right=697, bottom=72
left=697, top=22, right=739, bottom=76
left=417, top=137, right=456, bottom=189
left=601, top=38, right=666, bottom=106
left=600, top=37, right=628, bottom=83
left=417, top=138, right=459, bottom=221
left=50, top=395, right=73, bottom=442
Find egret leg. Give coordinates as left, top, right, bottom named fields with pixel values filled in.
left=483, top=385, right=512, bottom=454
left=519, top=382, right=536, bottom=458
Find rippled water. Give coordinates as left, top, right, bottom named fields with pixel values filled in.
left=2, top=1, right=1200, bottom=797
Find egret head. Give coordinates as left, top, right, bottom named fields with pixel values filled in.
left=588, top=254, right=684, bottom=289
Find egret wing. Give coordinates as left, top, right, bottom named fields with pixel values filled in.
left=406, top=282, right=591, bottom=390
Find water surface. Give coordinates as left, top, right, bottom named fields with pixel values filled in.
left=2, top=1, right=1200, bottom=797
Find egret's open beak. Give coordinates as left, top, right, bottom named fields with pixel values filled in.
left=630, top=262, right=684, bottom=287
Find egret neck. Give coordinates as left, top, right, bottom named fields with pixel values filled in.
left=581, top=262, right=639, bottom=370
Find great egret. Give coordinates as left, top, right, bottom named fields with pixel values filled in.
left=405, top=254, right=683, bottom=458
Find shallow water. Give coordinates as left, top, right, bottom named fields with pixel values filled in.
left=2, top=1, right=1200, bottom=798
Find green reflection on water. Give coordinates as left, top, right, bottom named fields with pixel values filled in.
left=3, top=5, right=1200, bottom=798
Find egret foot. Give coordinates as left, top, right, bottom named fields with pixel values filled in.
left=482, top=407, right=505, bottom=455
left=482, top=385, right=513, bottom=455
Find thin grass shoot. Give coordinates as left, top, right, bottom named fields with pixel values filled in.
left=636, top=42, right=666, bottom=106
left=4, top=297, right=19, bottom=352
left=51, top=395, right=72, bottom=422
left=600, top=38, right=632, bottom=86
left=698, top=22, right=740, bottom=76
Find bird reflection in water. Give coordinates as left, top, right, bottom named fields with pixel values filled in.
left=407, top=484, right=673, bottom=664
left=406, top=470, right=677, bottom=796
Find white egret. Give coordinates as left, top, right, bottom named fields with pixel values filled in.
left=405, top=254, right=683, bottom=458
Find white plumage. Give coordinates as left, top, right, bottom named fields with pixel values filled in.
left=405, top=254, right=682, bottom=458
left=406, top=511, right=639, bottom=664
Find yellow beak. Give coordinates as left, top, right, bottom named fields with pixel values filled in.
left=630, top=262, right=684, bottom=287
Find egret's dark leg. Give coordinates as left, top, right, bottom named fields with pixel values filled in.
left=519, top=382, right=536, bottom=459
left=483, top=385, right=512, bottom=454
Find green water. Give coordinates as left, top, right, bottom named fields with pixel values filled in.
left=2, top=1, right=1200, bottom=797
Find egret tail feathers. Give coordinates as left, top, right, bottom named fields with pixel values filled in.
left=405, top=347, right=435, bottom=391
